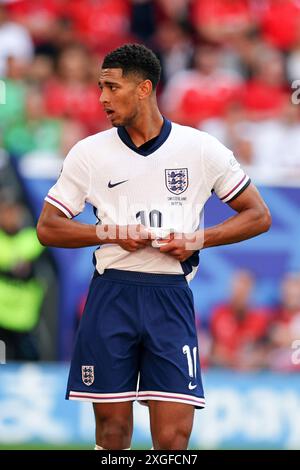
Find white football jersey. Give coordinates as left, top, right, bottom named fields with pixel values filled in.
left=45, top=119, right=250, bottom=280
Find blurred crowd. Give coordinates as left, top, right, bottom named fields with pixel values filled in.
left=0, top=0, right=300, bottom=367
left=198, top=270, right=300, bottom=372
left=0, top=0, right=300, bottom=174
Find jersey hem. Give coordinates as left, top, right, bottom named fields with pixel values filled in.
left=45, top=195, right=75, bottom=218
left=226, top=178, right=251, bottom=203
left=220, top=175, right=250, bottom=203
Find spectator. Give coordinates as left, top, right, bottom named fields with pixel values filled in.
left=258, top=0, right=300, bottom=52
left=0, top=57, right=27, bottom=134
left=3, top=87, right=62, bottom=157
left=0, top=197, right=45, bottom=360
left=243, top=47, right=288, bottom=120
left=202, top=96, right=300, bottom=173
left=191, top=0, right=255, bottom=44
left=201, top=101, right=253, bottom=164
left=244, top=99, right=300, bottom=174
left=64, top=0, right=132, bottom=54
left=6, top=0, right=65, bottom=45
left=0, top=4, right=34, bottom=77
left=267, top=273, right=300, bottom=371
left=131, top=0, right=156, bottom=43
left=157, top=0, right=190, bottom=22
left=286, top=26, right=300, bottom=83
left=210, top=270, right=272, bottom=370
left=44, top=45, right=107, bottom=133
left=162, top=44, right=243, bottom=126
left=27, top=54, right=55, bottom=88
left=154, top=21, right=194, bottom=84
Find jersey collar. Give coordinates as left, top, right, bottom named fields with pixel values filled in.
left=117, top=117, right=172, bottom=156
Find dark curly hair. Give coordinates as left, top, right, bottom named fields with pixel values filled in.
left=102, top=44, right=161, bottom=90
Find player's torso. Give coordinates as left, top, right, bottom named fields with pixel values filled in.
left=86, top=124, right=210, bottom=233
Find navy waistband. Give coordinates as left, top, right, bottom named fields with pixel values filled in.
left=93, top=269, right=187, bottom=286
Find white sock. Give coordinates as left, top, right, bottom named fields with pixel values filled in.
left=94, top=444, right=131, bottom=450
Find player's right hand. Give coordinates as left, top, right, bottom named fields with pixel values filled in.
left=116, top=224, right=152, bottom=252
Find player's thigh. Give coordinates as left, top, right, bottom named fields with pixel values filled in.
left=148, top=400, right=194, bottom=444
left=93, top=401, right=134, bottom=428
left=93, top=402, right=134, bottom=448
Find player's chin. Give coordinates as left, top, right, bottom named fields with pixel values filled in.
left=111, top=119, right=124, bottom=127
left=110, top=114, right=126, bottom=127
left=106, top=113, right=119, bottom=127
left=110, top=118, right=119, bottom=127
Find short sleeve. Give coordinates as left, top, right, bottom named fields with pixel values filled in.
left=203, top=133, right=250, bottom=203
left=45, top=142, right=90, bottom=218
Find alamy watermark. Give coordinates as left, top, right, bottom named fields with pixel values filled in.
left=0, top=80, right=6, bottom=105
left=291, top=80, right=300, bottom=104
left=95, top=197, right=205, bottom=251
left=291, top=339, right=300, bottom=365
left=0, top=340, right=6, bottom=364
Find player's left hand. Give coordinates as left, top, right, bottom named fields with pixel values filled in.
left=158, top=231, right=203, bottom=261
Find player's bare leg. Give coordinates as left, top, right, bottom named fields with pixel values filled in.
left=148, top=401, right=195, bottom=450
left=93, top=402, right=133, bottom=450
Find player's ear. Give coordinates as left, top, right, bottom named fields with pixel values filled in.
left=138, top=79, right=152, bottom=100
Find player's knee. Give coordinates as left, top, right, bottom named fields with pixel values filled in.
left=97, top=416, right=131, bottom=449
left=155, top=425, right=191, bottom=450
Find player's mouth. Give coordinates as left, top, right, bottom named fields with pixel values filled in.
left=105, top=109, right=115, bottom=120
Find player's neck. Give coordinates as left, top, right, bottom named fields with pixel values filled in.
left=124, top=107, right=164, bottom=148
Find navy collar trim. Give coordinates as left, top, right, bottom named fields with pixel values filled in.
left=117, top=118, right=172, bottom=156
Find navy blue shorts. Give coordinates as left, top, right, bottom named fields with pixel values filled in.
left=66, top=269, right=205, bottom=409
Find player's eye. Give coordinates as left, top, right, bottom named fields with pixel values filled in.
left=110, top=86, right=117, bottom=91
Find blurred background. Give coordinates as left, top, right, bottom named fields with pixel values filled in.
left=0, top=0, right=300, bottom=450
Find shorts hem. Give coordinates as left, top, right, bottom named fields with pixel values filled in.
left=137, top=390, right=205, bottom=409
left=67, top=390, right=137, bottom=403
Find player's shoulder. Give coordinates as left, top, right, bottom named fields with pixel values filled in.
left=171, top=122, right=213, bottom=145
left=64, top=128, right=119, bottom=166
left=171, top=123, right=233, bottom=169
left=75, top=127, right=118, bottom=151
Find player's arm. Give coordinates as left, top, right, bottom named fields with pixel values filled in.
left=203, top=182, right=271, bottom=248
left=37, top=202, right=151, bottom=251
left=159, top=183, right=271, bottom=261
left=200, top=134, right=272, bottom=249
left=37, top=141, right=151, bottom=251
left=37, top=202, right=101, bottom=248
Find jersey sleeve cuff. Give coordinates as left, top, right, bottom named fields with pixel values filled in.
left=219, top=175, right=251, bottom=203
left=45, top=195, right=75, bottom=218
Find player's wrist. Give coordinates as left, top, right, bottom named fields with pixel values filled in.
left=95, top=224, right=120, bottom=244
left=202, top=227, right=219, bottom=249
left=111, top=225, right=132, bottom=245
left=176, top=231, right=201, bottom=250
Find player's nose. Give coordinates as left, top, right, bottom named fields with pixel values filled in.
left=99, top=89, right=109, bottom=105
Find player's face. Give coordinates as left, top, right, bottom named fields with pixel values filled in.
left=99, top=68, right=142, bottom=127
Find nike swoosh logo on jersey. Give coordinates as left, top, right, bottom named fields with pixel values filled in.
left=108, top=180, right=128, bottom=188
left=188, top=382, right=197, bottom=390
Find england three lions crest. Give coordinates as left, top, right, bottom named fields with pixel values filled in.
left=82, top=365, right=94, bottom=386
left=165, top=168, right=189, bottom=195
